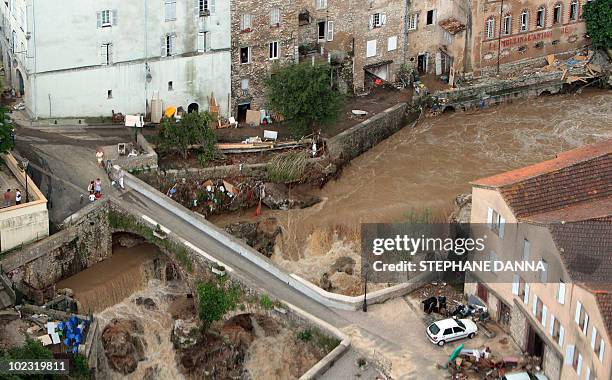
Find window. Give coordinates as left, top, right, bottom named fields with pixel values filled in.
left=575, top=301, right=589, bottom=335
left=569, top=0, right=578, bottom=20
left=540, top=259, right=548, bottom=282
left=370, top=13, right=386, bottom=29
left=486, top=17, right=495, bottom=39
left=165, top=0, right=176, bottom=21
left=486, top=208, right=505, bottom=238
left=168, top=81, right=173, bottom=91
left=107, top=90, right=113, bottom=99
left=388, top=36, right=397, bottom=51
left=241, top=78, right=249, bottom=91
left=197, top=31, right=210, bottom=52
left=315, top=0, right=327, bottom=10
left=426, top=9, right=435, bottom=25
left=97, top=9, right=116, bottom=28
left=162, top=33, right=176, bottom=56
left=318, top=21, right=326, bottom=40
left=572, top=349, right=583, bottom=375
left=270, top=8, right=280, bottom=26
left=512, top=274, right=520, bottom=295
left=503, top=14, right=512, bottom=35
left=553, top=3, right=562, bottom=24
left=408, top=13, right=418, bottom=30
left=268, top=41, right=279, bottom=59
left=366, top=39, right=377, bottom=58
left=520, top=10, right=529, bottom=32
left=522, top=239, right=530, bottom=261
left=536, top=7, right=545, bottom=28
left=550, top=315, right=564, bottom=345
left=557, top=280, right=566, bottom=304
left=477, top=283, right=488, bottom=303
left=241, top=14, right=252, bottom=31
left=327, top=21, right=334, bottom=41
left=198, top=0, right=215, bottom=15
left=240, top=46, right=250, bottom=64
left=100, top=43, right=112, bottom=65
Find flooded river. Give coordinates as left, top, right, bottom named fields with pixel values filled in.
left=213, top=90, right=612, bottom=293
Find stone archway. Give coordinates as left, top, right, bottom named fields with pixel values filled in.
left=187, top=103, right=199, bottom=113
left=16, top=69, right=24, bottom=96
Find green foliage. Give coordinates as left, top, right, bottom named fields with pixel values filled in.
left=1, top=338, right=55, bottom=380
left=71, top=353, right=91, bottom=379
left=297, top=328, right=340, bottom=352
left=265, top=63, right=342, bottom=138
left=0, top=106, right=14, bottom=154
left=259, top=294, right=274, bottom=310
left=584, top=0, right=612, bottom=49
left=266, top=150, right=308, bottom=183
left=196, top=280, right=241, bottom=330
left=157, top=112, right=217, bottom=159
left=297, top=329, right=313, bottom=342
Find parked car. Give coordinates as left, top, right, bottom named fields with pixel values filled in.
left=502, top=371, right=549, bottom=380
left=426, top=317, right=478, bottom=346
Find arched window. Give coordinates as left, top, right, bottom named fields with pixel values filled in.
left=520, top=10, right=529, bottom=32
left=569, top=0, right=579, bottom=20
left=486, top=16, right=495, bottom=39
left=536, top=6, right=545, bottom=28
left=503, top=13, right=512, bottom=35
left=553, top=3, right=562, bottom=24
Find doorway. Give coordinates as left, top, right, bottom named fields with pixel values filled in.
left=417, top=54, right=428, bottom=73
left=187, top=103, right=199, bottom=113
left=498, top=300, right=511, bottom=328
left=526, top=324, right=545, bottom=359
left=16, top=69, right=24, bottom=96
left=237, top=102, right=250, bottom=123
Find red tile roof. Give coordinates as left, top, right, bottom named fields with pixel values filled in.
left=472, top=139, right=612, bottom=217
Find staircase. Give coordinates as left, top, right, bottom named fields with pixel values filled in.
left=0, top=270, right=16, bottom=309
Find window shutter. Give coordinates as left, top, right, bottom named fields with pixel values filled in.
left=486, top=207, right=493, bottom=226
left=170, top=34, right=175, bottom=55
left=541, top=305, right=547, bottom=327
left=564, top=345, right=574, bottom=365
left=381, top=13, right=387, bottom=25
left=96, top=11, right=102, bottom=28
left=575, top=302, right=582, bottom=324
left=197, top=32, right=205, bottom=52
left=100, top=44, right=105, bottom=64
left=532, top=295, right=538, bottom=315
left=591, top=327, right=597, bottom=349
left=209, top=0, right=215, bottom=14
left=582, top=313, right=589, bottom=335
left=194, top=0, right=199, bottom=16
left=206, top=32, right=211, bottom=51
left=108, top=44, right=113, bottom=64
left=585, top=367, right=591, bottom=380
left=599, top=339, right=605, bottom=362
left=511, top=275, right=519, bottom=295
left=327, top=21, right=334, bottom=41
left=576, top=353, right=582, bottom=375
left=559, top=325, right=564, bottom=347
left=523, top=283, right=529, bottom=304
left=558, top=282, right=566, bottom=304
left=499, top=217, right=505, bottom=238
left=112, top=9, right=118, bottom=26
left=161, top=36, right=166, bottom=57
left=549, top=315, right=554, bottom=336
left=368, top=15, right=374, bottom=30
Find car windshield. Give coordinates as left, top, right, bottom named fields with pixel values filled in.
left=456, top=319, right=466, bottom=329
left=429, top=324, right=440, bottom=334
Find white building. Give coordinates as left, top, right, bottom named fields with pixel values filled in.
left=0, top=0, right=231, bottom=119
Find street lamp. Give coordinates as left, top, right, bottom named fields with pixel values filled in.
left=362, top=260, right=369, bottom=312
left=19, top=159, right=29, bottom=203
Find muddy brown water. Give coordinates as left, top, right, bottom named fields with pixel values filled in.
left=212, top=90, right=612, bottom=290
left=56, top=244, right=161, bottom=313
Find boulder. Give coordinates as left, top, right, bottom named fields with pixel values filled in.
left=171, top=318, right=200, bottom=350
left=135, top=297, right=157, bottom=310
left=331, top=256, right=355, bottom=275
left=101, top=319, right=146, bottom=375
left=262, top=183, right=320, bottom=210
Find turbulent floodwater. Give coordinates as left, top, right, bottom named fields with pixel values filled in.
left=213, top=90, right=612, bottom=292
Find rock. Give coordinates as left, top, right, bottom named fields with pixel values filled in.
left=262, top=183, right=320, bottom=210
left=135, top=297, right=157, bottom=310
left=331, top=256, right=355, bottom=275
left=143, top=366, right=161, bottom=380
left=226, top=219, right=281, bottom=258
left=101, top=319, right=146, bottom=375
left=56, top=288, right=74, bottom=298
left=319, top=272, right=333, bottom=292
left=171, top=318, right=200, bottom=350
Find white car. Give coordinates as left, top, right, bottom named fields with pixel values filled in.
left=502, top=372, right=549, bottom=380
left=426, top=317, right=478, bottom=346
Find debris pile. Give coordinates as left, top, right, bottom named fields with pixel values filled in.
left=445, top=348, right=545, bottom=380
left=542, top=50, right=603, bottom=84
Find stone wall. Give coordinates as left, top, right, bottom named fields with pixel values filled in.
left=0, top=200, right=112, bottom=303
left=105, top=133, right=158, bottom=172
left=509, top=300, right=527, bottom=350
left=327, top=103, right=415, bottom=162
left=543, top=344, right=562, bottom=380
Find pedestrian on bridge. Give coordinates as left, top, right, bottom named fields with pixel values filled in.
left=3, top=189, right=11, bottom=207
left=15, top=189, right=21, bottom=205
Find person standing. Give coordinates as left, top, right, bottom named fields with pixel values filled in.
left=3, top=189, right=11, bottom=207
left=117, top=168, right=125, bottom=190
left=15, top=189, right=21, bottom=205
left=88, top=181, right=95, bottom=195
left=94, top=178, right=102, bottom=195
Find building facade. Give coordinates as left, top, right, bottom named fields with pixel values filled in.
left=469, top=0, right=589, bottom=74
left=466, top=140, right=612, bottom=380
left=0, top=0, right=231, bottom=119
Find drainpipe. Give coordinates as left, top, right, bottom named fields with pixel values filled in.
left=496, top=0, right=504, bottom=74
left=31, top=0, right=37, bottom=120
left=144, top=0, right=148, bottom=116
left=403, top=0, right=410, bottom=67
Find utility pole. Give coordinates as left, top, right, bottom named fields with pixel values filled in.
left=496, top=0, right=504, bottom=75
left=362, top=261, right=369, bottom=312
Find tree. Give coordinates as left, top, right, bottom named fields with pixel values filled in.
left=265, top=63, right=342, bottom=138
left=583, top=0, right=612, bottom=49
left=2, top=338, right=55, bottom=380
left=157, top=111, right=217, bottom=160
left=196, top=280, right=239, bottom=330
left=0, top=105, right=14, bottom=154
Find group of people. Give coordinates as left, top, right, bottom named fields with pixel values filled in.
left=87, top=178, right=103, bottom=202
left=3, top=188, right=23, bottom=208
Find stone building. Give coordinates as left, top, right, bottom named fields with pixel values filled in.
left=0, top=0, right=232, bottom=118
left=465, top=139, right=612, bottom=380
left=468, top=0, right=589, bottom=74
